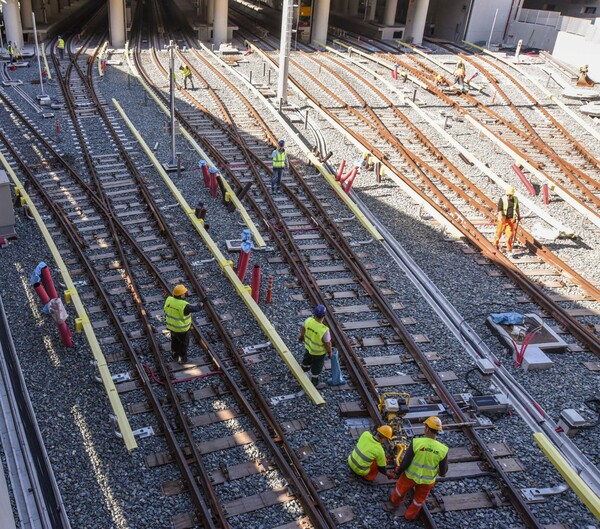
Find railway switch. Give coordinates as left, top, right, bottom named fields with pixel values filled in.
left=468, top=393, right=511, bottom=415
left=475, top=357, right=496, bottom=377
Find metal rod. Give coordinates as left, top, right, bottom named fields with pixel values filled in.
left=32, top=13, right=45, bottom=97
left=168, top=40, right=176, bottom=167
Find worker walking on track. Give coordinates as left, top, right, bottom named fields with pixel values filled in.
left=163, top=284, right=201, bottom=364
left=57, top=36, right=65, bottom=60
left=453, top=59, right=466, bottom=91
left=179, top=65, right=195, bottom=89
left=271, top=139, right=288, bottom=193
left=388, top=416, right=448, bottom=520
left=299, top=305, right=332, bottom=389
left=494, top=187, right=521, bottom=255
left=348, top=425, right=396, bottom=483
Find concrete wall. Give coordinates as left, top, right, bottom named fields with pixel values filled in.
left=524, top=0, right=600, bottom=18
left=552, top=24, right=600, bottom=80
left=428, top=0, right=468, bottom=40
left=505, top=19, right=559, bottom=48
left=465, top=0, right=514, bottom=44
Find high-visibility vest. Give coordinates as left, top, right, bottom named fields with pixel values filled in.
left=181, top=66, right=191, bottom=78
left=273, top=149, right=287, bottom=168
left=57, top=38, right=65, bottom=50
left=164, top=296, right=191, bottom=333
left=405, top=437, right=448, bottom=485
left=501, top=196, right=518, bottom=218
left=303, top=317, right=328, bottom=356
left=348, top=431, right=386, bottom=476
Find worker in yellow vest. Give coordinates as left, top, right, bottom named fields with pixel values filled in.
left=179, top=65, right=195, bottom=89
left=389, top=416, right=448, bottom=520
left=494, top=187, right=521, bottom=255
left=57, top=36, right=65, bottom=60
left=298, top=305, right=332, bottom=389
left=271, top=139, right=288, bottom=193
left=163, top=284, right=201, bottom=363
left=348, top=425, right=396, bottom=482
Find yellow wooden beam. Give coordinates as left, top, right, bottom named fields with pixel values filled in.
left=113, top=99, right=325, bottom=406
left=533, top=432, right=600, bottom=520
left=0, top=151, right=137, bottom=452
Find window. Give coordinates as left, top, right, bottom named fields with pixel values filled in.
left=583, top=6, right=596, bottom=14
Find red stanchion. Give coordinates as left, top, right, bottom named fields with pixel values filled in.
left=542, top=183, right=550, bottom=204
left=201, top=163, right=210, bottom=187
left=236, top=249, right=251, bottom=281
left=56, top=119, right=61, bottom=134
left=336, top=160, right=346, bottom=181
left=344, top=169, right=359, bottom=194
left=209, top=169, right=219, bottom=198
left=40, top=265, right=58, bottom=300
left=266, top=276, right=274, bottom=303
left=58, top=322, right=73, bottom=348
left=251, top=265, right=261, bottom=303
left=33, top=282, right=51, bottom=305
left=392, top=65, right=398, bottom=80
left=511, top=165, right=536, bottom=196
left=339, top=166, right=356, bottom=185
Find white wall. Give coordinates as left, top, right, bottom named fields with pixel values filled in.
left=465, top=0, right=514, bottom=44
left=505, top=19, right=559, bottom=48
left=553, top=25, right=600, bottom=80
left=428, top=0, right=469, bottom=41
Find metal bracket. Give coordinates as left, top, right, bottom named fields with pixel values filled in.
left=240, top=342, right=271, bottom=355
left=92, top=362, right=131, bottom=384
left=270, top=390, right=305, bottom=406
left=521, top=483, right=569, bottom=502
left=109, top=415, right=154, bottom=440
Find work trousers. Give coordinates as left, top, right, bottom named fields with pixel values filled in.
left=170, top=330, right=189, bottom=360
left=271, top=167, right=284, bottom=191
left=494, top=218, right=516, bottom=251
left=390, top=473, right=435, bottom=520
left=184, top=76, right=194, bottom=89
left=301, top=351, right=326, bottom=385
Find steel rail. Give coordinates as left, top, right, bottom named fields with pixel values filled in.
left=130, top=5, right=340, bottom=527
left=249, top=45, right=600, bottom=356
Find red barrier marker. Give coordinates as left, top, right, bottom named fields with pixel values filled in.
left=40, top=265, right=58, bottom=300
left=56, top=119, right=61, bottom=134
left=511, top=164, right=536, bottom=196
left=58, top=322, right=73, bottom=348
left=209, top=169, right=219, bottom=198
left=236, top=249, right=251, bottom=281
left=266, top=276, right=273, bottom=303
left=33, top=282, right=51, bottom=305
left=251, top=265, right=261, bottom=303
left=339, top=166, right=356, bottom=185
left=201, top=163, right=210, bottom=187
left=336, top=160, right=346, bottom=181
left=542, top=182, right=550, bottom=204
left=344, top=168, right=359, bottom=194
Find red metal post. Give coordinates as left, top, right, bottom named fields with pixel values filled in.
left=56, top=119, right=61, bottom=134
left=511, top=164, right=536, bottom=196
left=58, top=322, right=73, bottom=348
left=266, top=276, right=274, bottom=303
left=336, top=160, right=346, bottom=181
left=40, top=265, right=58, bottom=299
left=209, top=168, right=219, bottom=198
left=236, top=249, right=251, bottom=281
left=542, top=183, right=550, bottom=204
left=344, top=168, right=359, bottom=194
left=251, top=265, right=261, bottom=303
left=201, top=162, right=210, bottom=187
left=33, top=282, right=51, bottom=305
left=339, top=166, right=356, bottom=185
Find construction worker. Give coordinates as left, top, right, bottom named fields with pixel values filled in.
left=348, top=425, right=396, bottom=482
left=299, top=305, right=332, bottom=389
left=576, top=64, right=595, bottom=87
left=494, top=187, right=521, bottom=255
left=389, top=416, right=448, bottom=520
left=271, top=139, right=288, bottom=193
left=7, top=42, right=16, bottom=64
left=453, top=60, right=466, bottom=91
left=163, top=284, right=201, bottom=364
left=179, top=65, right=195, bottom=89
left=57, top=36, right=65, bottom=60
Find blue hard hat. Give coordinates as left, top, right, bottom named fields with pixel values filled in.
left=278, top=139, right=285, bottom=147
left=314, top=305, right=326, bottom=317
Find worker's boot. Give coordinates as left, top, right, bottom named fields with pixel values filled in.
left=311, top=376, right=326, bottom=390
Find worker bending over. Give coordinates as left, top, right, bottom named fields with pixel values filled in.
left=389, top=416, right=448, bottom=520
left=348, top=425, right=396, bottom=482
left=179, top=65, right=195, bottom=90
left=164, top=284, right=201, bottom=364
left=494, top=187, right=520, bottom=255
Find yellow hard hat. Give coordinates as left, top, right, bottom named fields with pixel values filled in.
left=506, top=187, right=516, bottom=195
left=173, top=284, right=187, bottom=297
left=424, top=416, right=443, bottom=432
left=377, top=425, right=394, bottom=440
